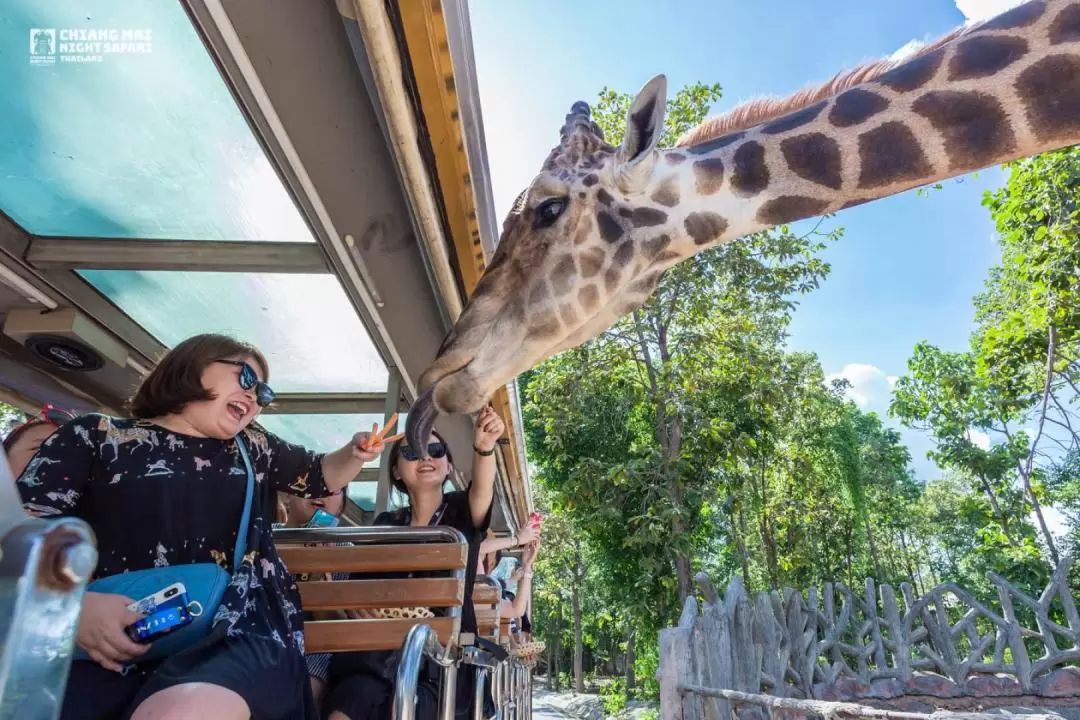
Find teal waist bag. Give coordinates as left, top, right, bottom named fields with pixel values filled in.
left=74, top=435, right=255, bottom=663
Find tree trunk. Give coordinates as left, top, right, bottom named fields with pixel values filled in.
left=865, top=516, right=883, bottom=581
left=735, top=499, right=751, bottom=583
left=572, top=551, right=584, bottom=693
left=974, top=471, right=1015, bottom=543
left=625, top=619, right=636, bottom=696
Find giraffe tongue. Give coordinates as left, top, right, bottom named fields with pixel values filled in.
left=405, top=386, right=438, bottom=457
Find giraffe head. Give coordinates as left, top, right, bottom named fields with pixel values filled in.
left=407, top=0, right=1080, bottom=450
left=406, top=76, right=681, bottom=446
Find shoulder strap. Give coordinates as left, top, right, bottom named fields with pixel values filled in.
left=232, top=434, right=256, bottom=570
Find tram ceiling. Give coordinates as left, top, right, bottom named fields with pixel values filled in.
left=0, top=0, right=530, bottom=529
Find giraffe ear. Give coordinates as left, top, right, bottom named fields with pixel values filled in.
left=619, top=74, right=667, bottom=167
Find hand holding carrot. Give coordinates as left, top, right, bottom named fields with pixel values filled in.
left=352, top=413, right=404, bottom=463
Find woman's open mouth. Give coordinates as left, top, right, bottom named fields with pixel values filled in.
left=226, top=401, right=249, bottom=422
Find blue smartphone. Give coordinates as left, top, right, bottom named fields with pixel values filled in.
left=306, top=508, right=339, bottom=528
left=127, top=604, right=194, bottom=643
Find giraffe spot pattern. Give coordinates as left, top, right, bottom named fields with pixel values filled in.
left=1049, top=3, right=1080, bottom=44
left=596, top=188, right=614, bottom=206
left=528, top=312, right=561, bottom=339
left=559, top=303, right=579, bottom=326
left=578, top=285, right=600, bottom=313
left=618, top=206, right=634, bottom=219
left=631, top=207, right=669, bottom=227
left=687, top=131, right=746, bottom=155
left=643, top=234, right=671, bottom=260
left=780, top=133, right=842, bottom=189
left=551, top=255, right=577, bottom=295
left=756, top=196, right=831, bottom=226
left=1015, top=54, right=1080, bottom=143
left=912, top=90, right=1016, bottom=170
left=580, top=247, right=605, bottom=278
left=948, top=35, right=1029, bottom=81
left=613, top=241, right=634, bottom=269
left=730, top=142, right=770, bottom=196
left=684, top=212, right=729, bottom=246
left=666, top=153, right=687, bottom=164
left=596, top=211, right=623, bottom=243
left=829, top=88, right=890, bottom=128
left=840, top=198, right=873, bottom=210
left=856, top=121, right=933, bottom=189
left=981, top=0, right=1046, bottom=30
left=604, top=268, right=621, bottom=293
left=692, top=158, right=725, bottom=195
left=655, top=250, right=681, bottom=264
left=630, top=271, right=664, bottom=296
left=877, top=47, right=945, bottom=92
left=582, top=174, right=599, bottom=187
left=528, top=282, right=549, bottom=305
left=650, top=180, right=680, bottom=207
left=760, top=101, right=827, bottom=135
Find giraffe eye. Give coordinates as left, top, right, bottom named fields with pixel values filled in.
left=533, top=198, right=567, bottom=229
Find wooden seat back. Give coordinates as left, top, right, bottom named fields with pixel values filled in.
left=274, top=526, right=467, bottom=654
left=473, top=574, right=502, bottom=640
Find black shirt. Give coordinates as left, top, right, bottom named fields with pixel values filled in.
left=372, top=489, right=491, bottom=634
left=16, top=414, right=329, bottom=656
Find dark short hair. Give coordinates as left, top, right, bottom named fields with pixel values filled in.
left=387, top=428, right=454, bottom=496
left=128, top=333, right=269, bottom=419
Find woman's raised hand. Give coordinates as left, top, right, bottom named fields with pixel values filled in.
left=352, top=413, right=404, bottom=463
left=474, top=407, right=505, bottom=452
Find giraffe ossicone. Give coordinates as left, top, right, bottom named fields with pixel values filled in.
left=405, top=0, right=1080, bottom=451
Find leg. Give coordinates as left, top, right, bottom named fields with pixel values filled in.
left=327, top=714, right=352, bottom=720
left=129, top=682, right=249, bottom=720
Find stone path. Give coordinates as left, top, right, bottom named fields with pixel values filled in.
left=531, top=687, right=573, bottom=719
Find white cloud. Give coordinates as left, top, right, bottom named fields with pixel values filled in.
left=954, top=0, right=1024, bottom=23
left=889, top=39, right=926, bottom=63
left=825, top=363, right=896, bottom=412
left=966, top=429, right=991, bottom=450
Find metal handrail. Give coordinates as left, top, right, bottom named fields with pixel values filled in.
left=0, top=453, right=98, bottom=720
left=272, top=525, right=467, bottom=545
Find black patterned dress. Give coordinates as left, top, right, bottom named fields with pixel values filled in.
left=16, top=413, right=331, bottom=720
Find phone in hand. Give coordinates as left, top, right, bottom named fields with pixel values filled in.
left=128, top=582, right=187, bottom=615
left=305, top=508, right=340, bottom=529
left=126, top=604, right=194, bottom=643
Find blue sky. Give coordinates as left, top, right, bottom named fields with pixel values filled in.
left=468, top=0, right=1028, bottom=481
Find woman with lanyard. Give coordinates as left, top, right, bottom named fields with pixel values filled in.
left=324, top=407, right=504, bottom=720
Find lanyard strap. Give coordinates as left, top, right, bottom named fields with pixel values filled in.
left=403, top=498, right=448, bottom=527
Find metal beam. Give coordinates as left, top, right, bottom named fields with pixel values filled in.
left=26, top=237, right=329, bottom=274
left=262, top=392, right=390, bottom=415
left=35, top=270, right=165, bottom=365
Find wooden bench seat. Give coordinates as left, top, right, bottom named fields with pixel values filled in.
left=273, top=526, right=467, bottom=655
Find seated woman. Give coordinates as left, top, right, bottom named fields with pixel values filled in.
left=480, top=534, right=539, bottom=626
left=276, top=489, right=351, bottom=708
left=325, top=406, right=505, bottom=720
left=15, top=333, right=392, bottom=720
left=3, top=404, right=79, bottom=480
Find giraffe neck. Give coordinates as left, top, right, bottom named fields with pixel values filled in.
left=657, top=0, right=1080, bottom=252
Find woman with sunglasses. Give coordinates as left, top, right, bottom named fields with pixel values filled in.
left=2, top=404, right=79, bottom=479
left=323, top=407, right=504, bottom=720
left=14, top=333, right=395, bottom=720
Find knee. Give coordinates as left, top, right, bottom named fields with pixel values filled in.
left=130, top=683, right=249, bottom=720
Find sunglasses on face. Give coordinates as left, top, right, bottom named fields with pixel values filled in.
left=216, top=360, right=276, bottom=407
left=7, top=404, right=77, bottom=439
left=399, top=442, right=448, bottom=462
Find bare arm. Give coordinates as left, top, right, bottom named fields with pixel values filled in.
left=469, top=407, right=505, bottom=528
left=321, top=421, right=401, bottom=492
left=479, top=524, right=539, bottom=557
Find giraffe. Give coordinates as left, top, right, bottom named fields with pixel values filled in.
left=405, top=0, right=1080, bottom=451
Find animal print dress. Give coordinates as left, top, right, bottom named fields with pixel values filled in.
left=16, top=413, right=329, bottom=717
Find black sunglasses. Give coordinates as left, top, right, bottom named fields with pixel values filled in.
left=216, top=360, right=276, bottom=408
left=399, top=442, right=448, bottom=462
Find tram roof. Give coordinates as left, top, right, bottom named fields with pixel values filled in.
left=0, top=0, right=532, bottom=531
